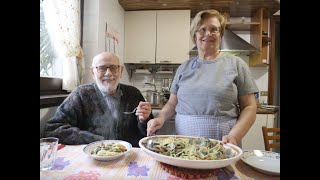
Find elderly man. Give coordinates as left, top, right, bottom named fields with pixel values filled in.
left=45, top=52, right=153, bottom=147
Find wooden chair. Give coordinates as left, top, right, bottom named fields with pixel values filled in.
left=262, top=126, right=280, bottom=151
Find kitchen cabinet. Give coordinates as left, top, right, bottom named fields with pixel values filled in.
left=224, top=12, right=260, bottom=31
left=241, top=114, right=276, bottom=151
left=152, top=109, right=176, bottom=135
left=124, top=10, right=190, bottom=64
left=226, top=22, right=260, bottom=31
left=156, top=10, right=190, bottom=64
left=124, top=11, right=156, bottom=64
left=249, top=8, right=270, bottom=67
left=224, top=9, right=270, bottom=67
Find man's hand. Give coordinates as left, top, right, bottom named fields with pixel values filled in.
left=135, top=101, right=151, bottom=122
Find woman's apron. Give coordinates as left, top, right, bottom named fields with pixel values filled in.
left=175, top=114, right=236, bottom=141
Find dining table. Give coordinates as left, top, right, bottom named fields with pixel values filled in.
left=40, top=145, right=280, bottom=180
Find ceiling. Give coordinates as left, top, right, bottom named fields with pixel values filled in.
left=118, top=0, right=280, bottom=18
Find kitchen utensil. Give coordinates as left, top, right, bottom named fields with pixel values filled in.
left=146, top=90, right=161, bottom=106
left=146, top=138, right=160, bottom=152
left=123, top=107, right=137, bottom=114
left=162, top=78, right=172, bottom=92
left=144, top=82, right=157, bottom=91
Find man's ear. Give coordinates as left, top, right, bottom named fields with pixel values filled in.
left=90, top=68, right=95, bottom=79
left=119, top=66, right=124, bottom=78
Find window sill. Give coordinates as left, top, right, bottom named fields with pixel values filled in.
left=40, top=94, right=69, bottom=109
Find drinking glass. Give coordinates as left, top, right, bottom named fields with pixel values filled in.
left=40, top=137, right=59, bottom=170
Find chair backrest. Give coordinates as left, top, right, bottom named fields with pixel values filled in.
left=262, top=126, right=280, bottom=151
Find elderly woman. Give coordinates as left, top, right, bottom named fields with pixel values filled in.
left=147, top=10, right=259, bottom=146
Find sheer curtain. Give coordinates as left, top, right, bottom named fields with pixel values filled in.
left=43, top=0, right=85, bottom=91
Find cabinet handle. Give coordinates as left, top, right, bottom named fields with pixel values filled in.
left=139, top=61, right=151, bottom=63
left=159, top=60, right=172, bottom=63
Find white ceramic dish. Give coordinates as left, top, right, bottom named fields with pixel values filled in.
left=259, top=105, right=279, bottom=110
left=241, top=150, right=280, bottom=175
left=83, top=140, right=132, bottom=161
left=139, top=135, right=243, bottom=169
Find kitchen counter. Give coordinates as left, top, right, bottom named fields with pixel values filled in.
left=257, top=107, right=278, bottom=114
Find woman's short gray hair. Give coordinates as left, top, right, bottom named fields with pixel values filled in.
left=190, top=10, right=226, bottom=44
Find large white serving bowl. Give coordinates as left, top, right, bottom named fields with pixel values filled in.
left=139, top=135, right=243, bottom=169
left=83, top=140, right=132, bottom=161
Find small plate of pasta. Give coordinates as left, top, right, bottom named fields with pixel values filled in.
left=83, top=140, right=132, bottom=161
left=139, top=135, right=242, bottom=169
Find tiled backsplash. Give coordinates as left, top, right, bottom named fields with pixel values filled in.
left=127, top=58, right=269, bottom=104
left=130, top=72, right=174, bottom=99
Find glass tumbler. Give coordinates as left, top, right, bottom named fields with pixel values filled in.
left=40, top=137, right=59, bottom=170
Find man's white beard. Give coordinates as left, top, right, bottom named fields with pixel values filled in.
left=95, top=77, right=118, bottom=95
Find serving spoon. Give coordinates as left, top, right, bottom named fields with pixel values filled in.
left=146, top=138, right=160, bottom=152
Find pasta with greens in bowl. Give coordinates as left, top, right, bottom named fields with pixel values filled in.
left=148, top=137, right=235, bottom=160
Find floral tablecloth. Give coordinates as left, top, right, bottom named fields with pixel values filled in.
left=40, top=145, right=280, bottom=180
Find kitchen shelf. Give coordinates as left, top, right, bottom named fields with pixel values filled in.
left=134, top=69, right=151, bottom=74
left=226, top=22, right=260, bottom=31
left=124, top=63, right=179, bottom=79
left=155, top=70, right=173, bottom=74
left=249, top=8, right=269, bottom=67
left=262, top=35, right=271, bottom=47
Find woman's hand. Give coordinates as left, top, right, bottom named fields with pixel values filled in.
left=147, top=118, right=165, bottom=136
left=222, top=134, right=240, bottom=146
left=135, top=101, right=151, bottom=122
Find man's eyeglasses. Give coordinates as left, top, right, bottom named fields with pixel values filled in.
left=196, top=27, right=220, bottom=35
left=93, top=65, right=120, bottom=74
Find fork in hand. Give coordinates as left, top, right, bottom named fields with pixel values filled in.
left=123, top=107, right=137, bottom=114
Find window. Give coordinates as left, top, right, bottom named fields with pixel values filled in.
left=40, top=0, right=84, bottom=108
left=40, top=0, right=62, bottom=78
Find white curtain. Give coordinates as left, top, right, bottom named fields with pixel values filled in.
left=43, top=0, right=85, bottom=91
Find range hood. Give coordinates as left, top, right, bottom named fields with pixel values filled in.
left=190, top=29, right=258, bottom=56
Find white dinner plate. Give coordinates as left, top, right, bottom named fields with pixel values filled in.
left=259, top=105, right=279, bottom=110
left=83, top=140, right=132, bottom=161
left=241, top=150, right=280, bottom=175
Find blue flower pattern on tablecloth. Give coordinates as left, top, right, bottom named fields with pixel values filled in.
left=50, top=157, right=70, bottom=170
left=216, top=168, right=239, bottom=180
left=127, top=162, right=149, bottom=176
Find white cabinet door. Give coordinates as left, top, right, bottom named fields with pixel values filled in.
left=241, top=114, right=275, bottom=151
left=124, top=11, right=156, bottom=64
left=124, top=10, right=190, bottom=64
left=156, top=10, right=190, bottom=64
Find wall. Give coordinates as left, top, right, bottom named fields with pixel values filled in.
left=82, top=0, right=129, bottom=84
left=82, top=3, right=269, bottom=103
left=189, top=17, right=269, bottom=103
left=230, top=17, right=269, bottom=104
left=40, top=106, right=58, bottom=138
